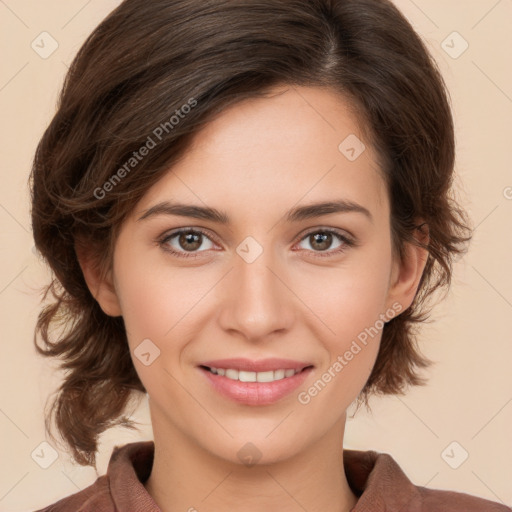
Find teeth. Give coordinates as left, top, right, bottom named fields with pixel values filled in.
left=208, top=367, right=301, bottom=382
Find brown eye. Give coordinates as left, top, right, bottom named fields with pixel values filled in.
left=295, top=228, right=354, bottom=257
left=160, top=228, right=216, bottom=258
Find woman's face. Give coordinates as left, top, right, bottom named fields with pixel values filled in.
left=102, top=85, right=415, bottom=464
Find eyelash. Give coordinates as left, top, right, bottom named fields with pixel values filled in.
left=157, top=227, right=356, bottom=260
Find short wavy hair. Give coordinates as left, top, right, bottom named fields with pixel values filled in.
left=30, top=0, right=472, bottom=466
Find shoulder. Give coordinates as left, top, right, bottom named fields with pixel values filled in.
left=32, top=475, right=112, bottom=512
left=33, top=441, right=156, bottom=512
left=343, top=449, right=511, bottom=512
left=418, top=486, right=512, bottom=512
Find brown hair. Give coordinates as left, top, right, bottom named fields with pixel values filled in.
left=30, top=0, right=471, bottom=466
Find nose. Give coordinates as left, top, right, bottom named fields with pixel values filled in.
left=217, top=244, right=295, bottom=342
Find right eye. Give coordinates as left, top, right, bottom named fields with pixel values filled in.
left=158, top=228, right=218, bottom=258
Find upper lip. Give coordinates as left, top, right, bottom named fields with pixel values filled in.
left=198, top=358, right=313, bottom=372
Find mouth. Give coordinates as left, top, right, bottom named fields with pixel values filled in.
left=199, top=365, right=313, bottom=383
left=197, top=359, right=314, bottom=406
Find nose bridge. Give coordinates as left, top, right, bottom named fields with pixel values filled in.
left=218, top=238, right=293, bottom=340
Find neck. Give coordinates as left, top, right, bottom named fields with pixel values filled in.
left=144, top=408, right=358, bottom=512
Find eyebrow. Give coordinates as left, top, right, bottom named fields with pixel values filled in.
left=137, top=199, right=373, bottom=224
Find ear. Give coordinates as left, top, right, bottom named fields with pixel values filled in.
left=385, top=222, right=429, bottom=313
left=75, top=240, right=122, bottom=317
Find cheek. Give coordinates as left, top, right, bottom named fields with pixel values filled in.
left=113, top=258, right=203, bottom=396
left=114, top=246, right=212, bottom=341
left=296, top=240, right=393, bottom=341
left=294, top=241, right=392, bottom=400
left=113, top=250, right=224, bottom=399
left=294, top=260, right=391, bottom=421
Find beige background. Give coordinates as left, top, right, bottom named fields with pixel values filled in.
left=0, top=0, right=511, bottom=510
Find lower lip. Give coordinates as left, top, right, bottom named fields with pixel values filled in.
left=199, top=366, right=313, bottom=406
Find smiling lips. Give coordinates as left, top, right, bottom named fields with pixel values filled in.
left=198, top=357, right=314, bottom=405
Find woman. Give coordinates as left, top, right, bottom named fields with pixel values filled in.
left=30, top=0, right=510, bottom=510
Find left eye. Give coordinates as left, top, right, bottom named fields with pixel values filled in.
left=295, top=229, right=353, bottom=255
left=159, top=228, right=354, bottom=259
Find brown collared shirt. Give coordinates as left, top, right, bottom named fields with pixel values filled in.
left=34, top=441, right=511, bottom=511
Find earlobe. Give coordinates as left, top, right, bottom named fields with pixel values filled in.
left=386, top=223, right=429, bottom=313
left=75, top=241, right=122, bottom=317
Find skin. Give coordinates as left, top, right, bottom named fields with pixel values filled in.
left=78, top=85, right=428, bottom=512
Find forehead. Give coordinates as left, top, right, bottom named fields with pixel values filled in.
left=134, top=85, right=388, bottom=223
